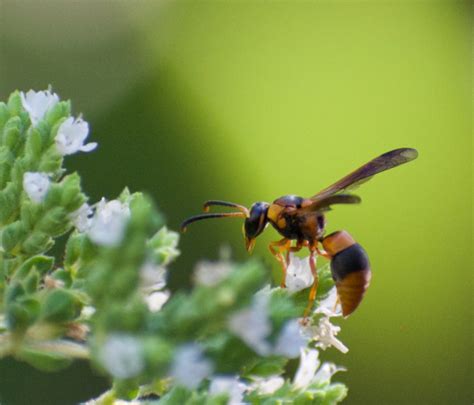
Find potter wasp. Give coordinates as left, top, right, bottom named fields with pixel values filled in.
left=181, top=148, right=418, bottom=317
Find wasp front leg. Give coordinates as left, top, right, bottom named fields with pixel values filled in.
left=268, top=238, right=291, bottom=287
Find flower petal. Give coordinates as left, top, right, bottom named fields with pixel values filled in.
left=23, top=172, right=51, bottom=203
left=293, top=348, right=320, bottom=390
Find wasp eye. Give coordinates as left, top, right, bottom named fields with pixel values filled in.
left=244, top=202, right=269, bottom=238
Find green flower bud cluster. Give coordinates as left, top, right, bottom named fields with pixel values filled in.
left=0, top=91, right=90, bottom=369
left=0, top=90, right=348, bottom=405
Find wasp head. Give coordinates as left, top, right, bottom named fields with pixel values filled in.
left=243, top=202, right=270, bottom=252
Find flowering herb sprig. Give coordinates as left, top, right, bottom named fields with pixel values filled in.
left=0, top=90, right=348, bottom=404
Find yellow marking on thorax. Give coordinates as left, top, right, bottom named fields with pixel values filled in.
left=267, top=204, right=283, bottom=223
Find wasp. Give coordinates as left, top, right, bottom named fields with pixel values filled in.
left=181, top=148, right=418, bottom=317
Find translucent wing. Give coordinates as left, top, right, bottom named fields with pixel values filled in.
left=299, top=194, right=361, bottom=214
left=310, top=148, right=418, bottom=202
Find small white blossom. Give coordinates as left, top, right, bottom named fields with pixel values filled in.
left=81, top=305, right=96, bottom=319
left=285, top=253, right=314, bottom=292
left=170, top=344, right=213, bottom=389
left=273, top=319, right=308, bottom=358
left=315, top=287, right=342, bottom=317
left=140, top=261, right=166, bottom=292
left=194, top=259, right=233, bottom=286
left=145, top=290, right=170, bottom=312
left=293, top=348, right=320, bottom=390
left=209, top=376, right=247, bottom=404
left=250, top=376, right=284, bottom=395
left=313, top=362, right=346, bottom=384
left=20, top=88, right=60, bottom=126
left=98, top=334, right=144, bottom=379
left=228, top=293, right=272, bottom=356
left=301, top=317, right=348, bottom=354
left=23, top=172, right=51, bottom=203
left=70, top=203, right=94, bottom=232
left=55, top=116, right=97, bottom=156
left=87, top=198, right=130, bottom=246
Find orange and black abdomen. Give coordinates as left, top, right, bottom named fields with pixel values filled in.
left=322, top=231, right=372, bottom=317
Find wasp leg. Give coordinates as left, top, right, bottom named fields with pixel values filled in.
left=268, top=238, right=291, bottom=287
left=304, top=244, right=319, bottom=318
left=333, top=295, right=341, bottom=313
left=316, top=245, right=331, bottom=260
left=285, top=240, right=307, bottom=263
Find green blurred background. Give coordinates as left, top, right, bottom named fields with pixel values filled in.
left=0, top=1, right=471, bottom=404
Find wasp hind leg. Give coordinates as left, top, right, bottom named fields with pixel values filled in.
left=303, top=244, right=319, bottom=318
left=268, top=238, right=291, bottom=287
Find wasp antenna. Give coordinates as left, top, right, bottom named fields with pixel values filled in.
left=180, top=212, right=246, bottom=232
left=203, top=200, right=249, bottom=217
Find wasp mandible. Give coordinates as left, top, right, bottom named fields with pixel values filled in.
left=181, top=148, right=418, bottom=317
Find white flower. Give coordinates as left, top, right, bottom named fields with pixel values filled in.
left=301, top=317, right=348, bottom=354
left=285, top=253, right=314, bottom=292
left=20, top=88, right=59, bottom=126
left=98, top=334, right=144, bottom=379
left=228, top=293, right=272, bottom=356
left=293, top=348, right=345, bottom=390
left=140, top=261, right=167, bottom=292
left=273, top=319, right=308, bottom=358
left=293, top=348, right=320, bottom=390
left=170, top=344, right=213, bottom=389
left=314, top=287, right=342, bottom=317
left=193, top=259, right=233, bottom=286
left=250, top=376, right=284, bottom=395
left=70, top=203, right=94, bottom=232
left=23, top=172, right=51, bottom=203
left=209, top=376, right=247, bottom=404
left=145, top=290, right=170, bottom=312
left=81, top=305, right=96, bottom=319
left=313, top=362, right=346, bottom=384
left=87, top=198, right=130, bottom=246
left=55, top=116, right=97, bottom=156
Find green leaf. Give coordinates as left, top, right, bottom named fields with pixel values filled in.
left=2, top=116, right=23, bottom=151
left=267, top=288, right=300, bottom=332
left=59, top=172, right=85, bottom=211
left=21, top=231, right=53, bottom=255
left=0, top=101, right=9, bottom=131
left=44, top=100, right=70, bottom=129
left=2, top=221, right=27, bottom=253
left=20, top=200, right=43, bottom=230
left=41, top=288, right=82, bottom=323
left=15, top=255, right=54, bottom=279
left=36, top=206, right=69, bottom=236
left=0, top=146, right=15, bottom=188
left=24, top=127, right=44, bottom=159
left=18, top=347, right=73, bottom=372
left=113, top=379, right=140, bottom=401
left=157, top=386, right=193, bottom=405
left=37, top=147, right=63, bottom=173
left=23, top=271, right=40, bottom=293
left=243, top=356, right=288, bottom=378
left=147, top=226, right=180, bottom=265
left=0, top=182, right=21, bottom=223
left=4, top=281, right=25, bottom=304
left=7, top=91, right=22, bottom=116
left=6, top=297, right=40, bottom=331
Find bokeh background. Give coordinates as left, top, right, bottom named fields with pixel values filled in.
left=0, top=1, right=471, bottom=404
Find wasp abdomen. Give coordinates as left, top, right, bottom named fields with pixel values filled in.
left=322, top=231, right=371, bottom=317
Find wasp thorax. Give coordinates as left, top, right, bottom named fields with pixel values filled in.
left=244, top=202, right=269, bottom=238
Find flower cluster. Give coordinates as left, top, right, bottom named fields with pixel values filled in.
left=0, top=90, right=349, bottom=405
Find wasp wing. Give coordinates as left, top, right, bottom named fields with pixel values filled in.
left=310, top=148, right=418, bottom=201
left=299, top=194, right=361, bottom=214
